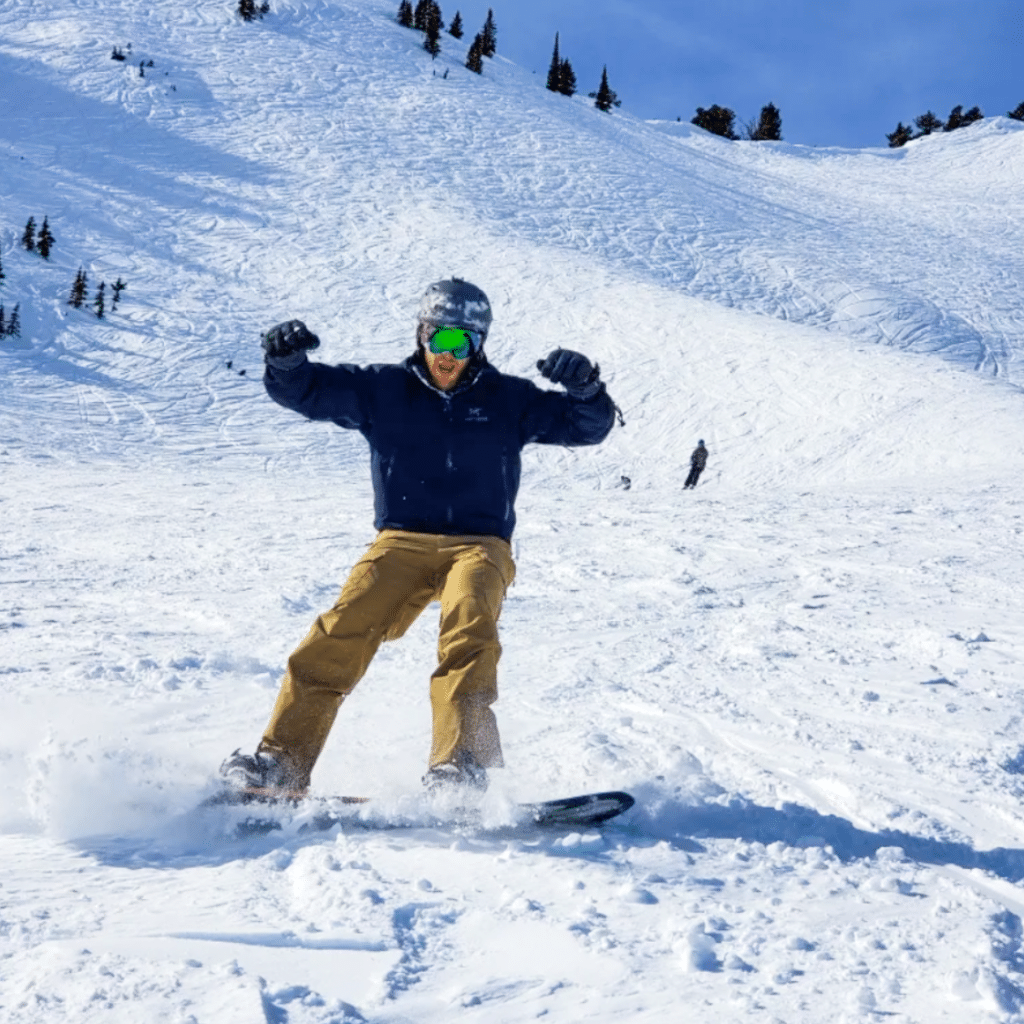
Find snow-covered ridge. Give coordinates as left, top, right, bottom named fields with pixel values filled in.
left=3, top=0, right=1023, bottom=486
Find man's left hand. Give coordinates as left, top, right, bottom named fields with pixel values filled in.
left=537, top=348, right=602, bottom=400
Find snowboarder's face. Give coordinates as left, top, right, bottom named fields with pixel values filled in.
left=424, top=345, right=469, bottom=391
left=420, top=325, right=473, bottom=391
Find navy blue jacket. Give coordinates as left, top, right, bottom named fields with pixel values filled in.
left=264, top=352, right=615, bottom=540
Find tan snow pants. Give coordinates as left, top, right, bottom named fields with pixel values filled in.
left=258, top=530, right=516, bottom=789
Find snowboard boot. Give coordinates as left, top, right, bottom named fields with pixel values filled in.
left=219, top=748, right=299, bottom=796
left=422, top=749, right=488, bottom=794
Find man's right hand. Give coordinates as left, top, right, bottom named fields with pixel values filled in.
left=261, top=320, right=320, bottom=369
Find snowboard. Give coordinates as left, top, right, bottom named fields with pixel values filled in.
left=203, top=786, right=634, bottom=837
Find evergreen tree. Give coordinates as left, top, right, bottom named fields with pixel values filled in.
left=448, top=11, right=462, bottom=38
left=1009, top=101, right=1024, bottom=122
left=7, top=304, right=20, bottom=338
left=423, top=7, right=441, bottom=57
left=37, top=217, right=55, bottom=260
left=0, top=249, right=5, bottom=283
left=559, top=59, right=576, bottom=98
left=238, top=0, right=269, bottom=21
left=112, top=278, right=127, bottom=310
left=480, top=9, right=496, bottom=57
left=466, top=32, right=484, bottom=74
left=413, top=0, right=429, bottom=29
left=94, top=282, right=106, bottom=320
left=913, top=110, right=943, bottom=136
left=750, top=102, right=782, bottom=141
left=944, top=105, right=966, bottom=130
left=69, top=268, right=88, bottom=308
left=397, top=0, right=413, bottom=27
left=0, top=305, right=5, bottom=335
left=886, top=121, right=914, bottom=148
left=945, top=104, right=983, bottom=131
left=546, top=34, right=575, bottom=95
left=22, top=216, right=36, bottom=252
left=590, top=66, right=620, bottom=113
left=546, top=33, right=562, bottom=92
left=692, top=104, right=735, bottom=138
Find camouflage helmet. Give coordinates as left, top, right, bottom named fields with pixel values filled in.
left=417, top=278, right=492, bottom=340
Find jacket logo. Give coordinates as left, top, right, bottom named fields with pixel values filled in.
left=466, top=407, right=489, bottom=423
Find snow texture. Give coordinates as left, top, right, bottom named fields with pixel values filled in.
left=2, top=1, right=1024, bottom=1021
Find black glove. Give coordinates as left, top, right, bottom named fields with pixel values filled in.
left=261, top=320, right=320, bottom=370
left=536, top=348, right=602, bottom=400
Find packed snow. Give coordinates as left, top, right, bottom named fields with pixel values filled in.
left=3, top=1, right=1024, bottom=1021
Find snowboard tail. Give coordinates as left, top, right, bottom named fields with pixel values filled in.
left=524, top=791, right=634, bottom=827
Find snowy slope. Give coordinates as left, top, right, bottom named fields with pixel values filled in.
left=3, top=1, right=1024, bottom=1021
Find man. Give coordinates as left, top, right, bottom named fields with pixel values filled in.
left=221, top=279, right=617, bottom=795
left=684, top=439, right=708, bottom=489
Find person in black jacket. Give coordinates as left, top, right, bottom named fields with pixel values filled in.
left=222, top=279, right=616, bottom=795
left=684, top=439, right=708, bottom=489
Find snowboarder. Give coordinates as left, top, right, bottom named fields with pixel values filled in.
left=222, top=279, right=617, bottom=796
left=684, top=439, right=707, bottom=489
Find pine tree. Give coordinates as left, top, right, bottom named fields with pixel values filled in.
left=238, top=0, right=268, bottom=21
left=945, top=104, right=983, bottom=131
left=94, top=282, right=106, bottom=320
left=423, top=2, right=442, bottom=56
left=558, top=59, right=576, bottom=98
left=480, top=9, right=496, bottom=57
left=944, top=105, right=966, bottom=130
left=7, top=304, right=20, bottom=338
left=886, top=121, right=914, bottom=148
left=750, top=102, right=782, bottom=141
left=546, top=34, right=563, bottom=93
left=590, top=66, right=620, bottom=113
left=36, top=217, right=55, bottom=260
left=397, top=0, right=413, bottom=27
left=0, top=305, right=5, bottom=335
left=914, top=110, right=943, bottom=136
left=0, top=249, right=5, bottom=283
left=413, top=0, right=442, bottom=32
left=692, top=104, right=736, bottom=138
left=22, top=216, right=36, bottom=252
left=69, top=268, right=88, bottom=308
left=111, top=278, right=127, bottom=310
left=466, top=33, right=484, bottom=74
left=448, top=11, right=462, bottom=38
left=1010, top=102, right=1024, bottom=122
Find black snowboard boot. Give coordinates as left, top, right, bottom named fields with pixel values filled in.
left=219, top=748, right=295, bottom=792
left=422, top=749, right=488, bottom=794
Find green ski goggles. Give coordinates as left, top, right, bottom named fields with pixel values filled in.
left=427, top=326, right=482, bottom=360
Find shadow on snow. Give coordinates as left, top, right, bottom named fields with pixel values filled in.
left=627, top=792, right=1024, bottom=882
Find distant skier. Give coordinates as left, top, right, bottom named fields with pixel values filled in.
left=221, top=279, right=617, bottom=796
left=684, top=439, right=707, bottom=489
